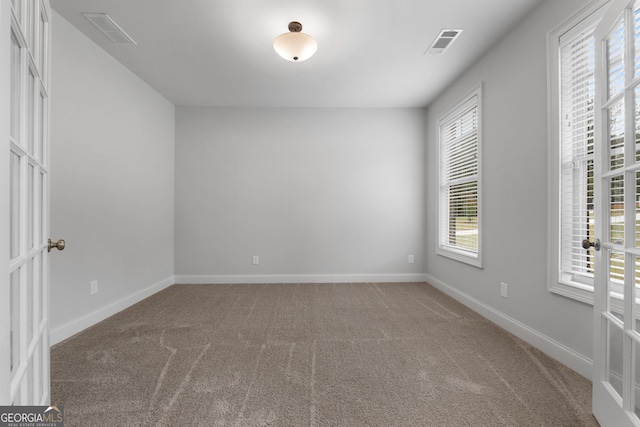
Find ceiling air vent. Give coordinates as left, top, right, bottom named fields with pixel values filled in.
left=425, top=29, right=463, bottom=55
left=82, top=13, right=137, bottom=45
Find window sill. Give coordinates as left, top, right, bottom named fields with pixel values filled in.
left=437, top=246, right=483, bottom=269
left=548, top=281, right=594, bottom=305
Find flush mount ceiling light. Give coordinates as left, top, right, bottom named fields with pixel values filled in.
left=273, top=21, right=318, bottom=62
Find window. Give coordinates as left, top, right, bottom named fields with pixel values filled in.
left=548, top=1, right=607, bottom=303
left=438, top=85, right=482, bottom=267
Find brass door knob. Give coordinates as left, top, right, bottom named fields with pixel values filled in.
left=48, top=238, right=65, bottom=252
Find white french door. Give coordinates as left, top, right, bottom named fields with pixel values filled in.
left=2, top=0, right=52, bottom=406
left=593, top=0, right=640, bottom=425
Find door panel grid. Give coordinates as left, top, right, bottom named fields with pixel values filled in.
left=594, top=1, right=640, bottom=425
left=7, top=0, right=50, bottom=406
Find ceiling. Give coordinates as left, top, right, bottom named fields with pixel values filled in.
left=51, top=0, right=546, bottom=108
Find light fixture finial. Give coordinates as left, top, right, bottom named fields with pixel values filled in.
left=288, top=21, right=302, bottom=32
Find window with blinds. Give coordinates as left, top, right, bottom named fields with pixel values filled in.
left=559, top=18, right=597, bottom=289
left=548, top=0, right=606, bottom=303
left=438, top=87, right=482, bottom=266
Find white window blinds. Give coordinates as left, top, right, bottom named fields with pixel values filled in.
left=439, top=92, right=480, bottom=264
left=559, top=21, right=596, bottom=287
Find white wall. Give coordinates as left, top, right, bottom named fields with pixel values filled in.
left=425, top=0, right=594, bottom=363
left=175, top=107, right=426, bottom=282
left=49, top=12, right=175, bottom=343
left=46, top=0, right=598, bottom=380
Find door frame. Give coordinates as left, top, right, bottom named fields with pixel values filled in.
left=593, top=0, right=640, bottom=424
left=1, top=0, right=13, bottom=406
left=2, top=0, right=52, bottom=406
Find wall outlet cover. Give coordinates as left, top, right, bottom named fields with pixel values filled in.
left=500, top=282, right=508, bottom=298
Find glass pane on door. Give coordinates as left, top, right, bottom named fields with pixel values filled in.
left=39, top=10, right=46, bottom=73
left=26, top=363, right=33, bottom=404
left=37, top=253, right=43, bottom=325
left=10, top=32, right=20, bottom=141
left=608, top=320, right=625, bottom=398
left=610, top=100, right=626, bottom=170
left=610, top=18, right=626, bottom=98
left=11, top=0, right=19, bottom=15
left=634, top=1, right=640, bottom=79
left=39, top=171, right=45, bottom=246
left=635, top=257, right=640, bottom=322
left=37, top=90, right=44, bottom=163
left=27, top=69, right=35, bottom=153
left=33, top=341, right=41, bottom=403
left=28, top=163, right=34, bottom=250
left=10, top=268, right=20, bottom=374
left=611, top=176, right=625, bottom=244
left=10, top=151, right=21, bottom=259
left=635, top=88, right=640, bottom=161
left=609, top=249, right=625, bottom=318
left=34, top=253, right=41, bottom=329
left=26, top=260, right=33, bottom=345
left=634, top=339, right=640, bottom=416
left=636, top=171, right=640, bottom=247
left=633, top=5, right=640, bottom=78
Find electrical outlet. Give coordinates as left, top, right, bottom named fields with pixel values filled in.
left=252, top=255, right=259, bottom=265
left=500, top=282, right=508, bottom=299
left=408, top=254, right=415, bottom=264
left=90, top=280, right=98, bottom=295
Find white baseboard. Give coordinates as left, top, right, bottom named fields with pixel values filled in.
left=174, top=273, right=429, bottom=285
left=50, top=272, right=592, bottom=381
left=424, top=273, right=593, bottom=381
left=49, top=275, right=175, bottom=346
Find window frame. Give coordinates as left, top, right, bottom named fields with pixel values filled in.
left=437, top=84, right=483, bottom=268
left=547, top=0, right=609, bottom=304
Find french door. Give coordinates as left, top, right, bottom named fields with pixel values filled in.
left=593, top=0, right=640, bottom=425
left=2, top=0, right=52, bottom=406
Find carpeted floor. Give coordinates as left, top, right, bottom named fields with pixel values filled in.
left=51, top=283, right=599, bottom=426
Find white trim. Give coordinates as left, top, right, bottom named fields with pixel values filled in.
left=174, top=273, right=429, bottom=285
left=546, top=0, right=609, bottom=305
left=49, top=275, right=175, bottom=345
left=424, top=273, right=593, bottom=380
left=436, top=83, right=483, bottom=269
left=49, top=271, right=592, bottom=381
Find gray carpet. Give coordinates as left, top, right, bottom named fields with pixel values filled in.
left=51, top=283, right=598, bottom=426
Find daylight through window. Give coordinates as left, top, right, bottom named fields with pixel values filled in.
left=438, top=87, right=482, bottom=266
left=559, top=20, right=597, bottom=289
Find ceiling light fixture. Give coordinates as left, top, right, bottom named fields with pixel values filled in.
left=273, top=21, right=317, bottom=62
